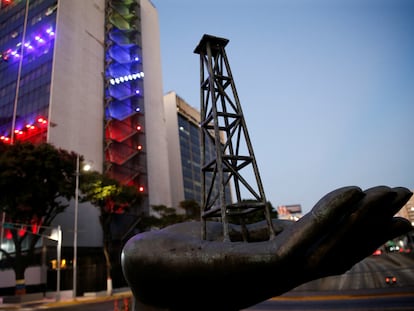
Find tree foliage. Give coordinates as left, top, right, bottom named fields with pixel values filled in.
left=140, top=199, right=201, bottom=230
left=79, top=171, right=143, bottom=294
left=227, top=200, right=278, bottom=225
left=0, top=142, right=77, bottom=292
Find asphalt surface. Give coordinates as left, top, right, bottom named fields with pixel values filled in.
left=1, top=253, right=413, bottom=310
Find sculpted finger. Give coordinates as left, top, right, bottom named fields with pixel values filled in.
left=341, top=186, right=395, bottom=227
left=275, top=186, right=364, bottom=258
left=350, top=186, right=412, bottom=228
left=356, top=217, right=412, bottom=257
left=306, top=187, right=412, bottom=275
left=322, top=217, right=412, bottom=275
left=383, top=187, right=413, bottom=219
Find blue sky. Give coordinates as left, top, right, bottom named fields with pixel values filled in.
left=153, top=0, right=414, bottom=214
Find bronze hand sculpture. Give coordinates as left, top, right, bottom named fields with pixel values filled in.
left=122, top=186, right=412, bottom=311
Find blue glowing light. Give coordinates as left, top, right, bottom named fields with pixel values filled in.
left=1, top=27, right=55, bottom=63
left=109, top=71, right=144, bottom=85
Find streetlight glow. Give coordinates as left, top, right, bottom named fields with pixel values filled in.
left=73, top=155, right=93, bottom=298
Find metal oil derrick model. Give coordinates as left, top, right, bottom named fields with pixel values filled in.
left=194, top=34, right=276, bottom=242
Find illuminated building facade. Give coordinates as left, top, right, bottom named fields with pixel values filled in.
left=0, top=0, right=171, bottom=212
left=0, top=0, right=56, bottom=145
left=0, top=0, right=171, bottom=293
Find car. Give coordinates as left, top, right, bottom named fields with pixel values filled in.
left=385, top=276, right=397, bottom=285
left=372, top=249, right=382, bottom=256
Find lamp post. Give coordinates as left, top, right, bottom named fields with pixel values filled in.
left=11, top=0, right=30, bottom=144
left=73, top=154, right=91, bottom=298
left=73, top=155, right=79, bottom=298
left=49, top=226, right=62, bottom=302
left=57, top=225, right=61, bottom=302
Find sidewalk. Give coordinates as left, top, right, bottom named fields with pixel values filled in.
left=0, top=288, right=133, bottom=310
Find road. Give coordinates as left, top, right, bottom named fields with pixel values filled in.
left=30, top=292, right=414, bottom=311
left=9, top=253, right=414, bottom=311
left=291, top=252, right=414, bottom=291
left=243, top=293, right=414, bottom=311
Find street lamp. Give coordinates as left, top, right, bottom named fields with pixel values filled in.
left=73, top=155, right=79, bottom=299
left=73, top=154, right=91, bottom=298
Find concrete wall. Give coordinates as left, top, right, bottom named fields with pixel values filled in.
left=48, top=0, right=105, bottom=171
left=0, top=266, right=44, bottom=288
left=140, top=0, right=173, bottom=210
left=164, top=92, right=185, bottom=208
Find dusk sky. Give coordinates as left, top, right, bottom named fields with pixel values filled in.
left=153, top=0, right=414, bottom=214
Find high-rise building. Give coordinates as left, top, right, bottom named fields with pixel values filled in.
left=0, top=0, right=171, bottom=212
left=0, top=0, right=171, bottom=293
left=164, top=91, right=232, bottom=210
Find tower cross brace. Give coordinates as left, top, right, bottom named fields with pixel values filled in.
left=194, top=34, right=275, bottom=242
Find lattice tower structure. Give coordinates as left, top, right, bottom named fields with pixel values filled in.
left=194, top=34, right=275, bottom=242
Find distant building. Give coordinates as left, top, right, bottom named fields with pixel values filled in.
left=0, top=0, right=172, bottom=212
left=277, top=204, right=302, bottom=221
left=397, top=191, right=414, bottom=227
left=0, top=0, right=171, bottom=294
left=164, top=91, right=232, bottom=209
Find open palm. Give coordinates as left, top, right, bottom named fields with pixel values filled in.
left=122, top=185, right=412, bottom=311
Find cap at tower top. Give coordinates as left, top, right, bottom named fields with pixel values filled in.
left=193, top=34, right=229, bottom=55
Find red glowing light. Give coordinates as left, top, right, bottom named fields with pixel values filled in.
left=138, top=186, right=144, bottom=192
left=18, top=226, right=26, bottom=237
left=2, top=0, right=12, bottom=7
left=5, top=229, right=12, bottom=239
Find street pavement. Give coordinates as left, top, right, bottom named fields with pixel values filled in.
left=1, top=253, right=413, bottom=310
left=0, top=288, right=133, bottom=310
left=1, top=287, right=414, bottom=310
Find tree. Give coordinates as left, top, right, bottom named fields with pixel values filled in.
left=227, top=200, right=278, bottom=224
left=139, top=200, right=201, bottom=231
left=79, top=171, right=142, bottom=295
left=179, top=199, right=200, bottom=219
left=0, top=142, right=77, bottom=294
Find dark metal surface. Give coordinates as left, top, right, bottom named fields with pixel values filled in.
left=122, top=186, right=413, bottom=311
left=194, top=34, right=275, bottom=242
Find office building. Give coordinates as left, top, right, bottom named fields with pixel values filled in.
left=0, top=0, right=171, bottom=293
left=0, top=0, right=172, bottom=210
left=164, top=91, right=232, bottom=209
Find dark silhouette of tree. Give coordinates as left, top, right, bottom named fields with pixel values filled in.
left=139, top=200, right=202, bottom=231
left=79, top=171, right=142, bottom=295
left=227, top=200, right=278, bottom=224
left=0, top=142, right=77, bottom=294
left=179, top=199, right=200, bottom=219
